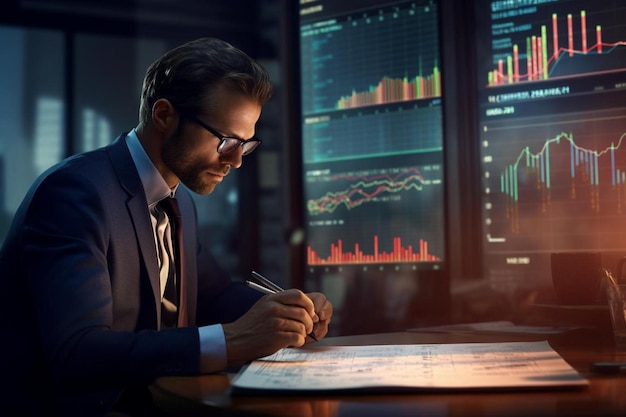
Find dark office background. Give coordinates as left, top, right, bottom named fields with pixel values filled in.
left=1, top=0, right=554, bottom=335
left=0, top=0, right=295, bottom=280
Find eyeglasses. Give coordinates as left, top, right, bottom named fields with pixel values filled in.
left=186, top=114, right=262, bottom=156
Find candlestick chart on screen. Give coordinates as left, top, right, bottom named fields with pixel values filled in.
left=483, top=111, right=626, bottom=250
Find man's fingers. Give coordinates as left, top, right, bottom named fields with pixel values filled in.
left=276, top=304, right=315, bottom=334
left=270, top=289, right=316, bottom=317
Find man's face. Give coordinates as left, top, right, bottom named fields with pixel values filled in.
left=162, top=86, right=262, bottom=195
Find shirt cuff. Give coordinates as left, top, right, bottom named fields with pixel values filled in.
left=198, top=324, right=227, bottom=373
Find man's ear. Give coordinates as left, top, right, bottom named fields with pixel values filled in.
left=152, top=98, right=178, bottom=133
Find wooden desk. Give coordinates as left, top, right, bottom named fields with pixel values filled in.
left=151, top=330, right=626, bottom=416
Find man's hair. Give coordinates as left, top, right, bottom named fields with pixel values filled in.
left=139, top=37, right=273, bottom=123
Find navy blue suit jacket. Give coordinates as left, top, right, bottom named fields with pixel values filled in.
left=0, top=134, right=262, bottom=415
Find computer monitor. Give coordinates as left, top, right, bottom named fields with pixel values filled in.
left=298, top=0, right=447, bottom=333
left=475, top=0, right=626, bottom=294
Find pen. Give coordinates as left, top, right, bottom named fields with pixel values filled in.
left=251, top=270, right=284, bottom=292
left=246, top=270, right=318, bottom=342
left=245, top=279, right=277, bottom=296
left=590, top=362, right=626, bottom=374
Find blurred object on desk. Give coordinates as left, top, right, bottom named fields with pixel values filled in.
left=408, top=320, right=581, bottom=335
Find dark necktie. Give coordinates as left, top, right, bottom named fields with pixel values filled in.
left=158, top=197, right=188, bottom=327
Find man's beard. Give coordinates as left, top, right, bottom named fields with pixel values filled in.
left=161, top=129, right=224, bottom=195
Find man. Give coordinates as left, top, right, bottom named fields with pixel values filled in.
left=0, top=37, right=333, bottom=416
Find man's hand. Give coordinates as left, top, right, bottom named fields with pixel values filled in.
left=305, top=292, right=333, bottom=342
left=222, top=289, right=316, bottom=366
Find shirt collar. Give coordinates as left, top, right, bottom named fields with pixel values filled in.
left=125, top=128, right=178, bottom=208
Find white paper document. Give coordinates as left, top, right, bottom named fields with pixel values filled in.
left=231, top=341, right=588, bottom=393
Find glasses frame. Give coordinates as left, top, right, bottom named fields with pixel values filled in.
left=185, top=114, right=262, bottom=156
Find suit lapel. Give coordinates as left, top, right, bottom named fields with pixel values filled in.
left=106, top=135, right=162, bottom=324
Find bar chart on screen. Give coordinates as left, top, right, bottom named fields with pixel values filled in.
left=300, top=1, right=440, bottom=114
left=486, top=4, right=626, bottom=86
left=307, top=234, right=441, bottom=265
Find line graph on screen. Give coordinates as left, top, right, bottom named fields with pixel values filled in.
left=306, top=166, right=439, bottom=215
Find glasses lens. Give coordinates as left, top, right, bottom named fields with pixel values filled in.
left=241, top=140, right=260, bottom=156
left=218, top=138, right=260, bottom=155
left=217, top=138, right=241, bottom=154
